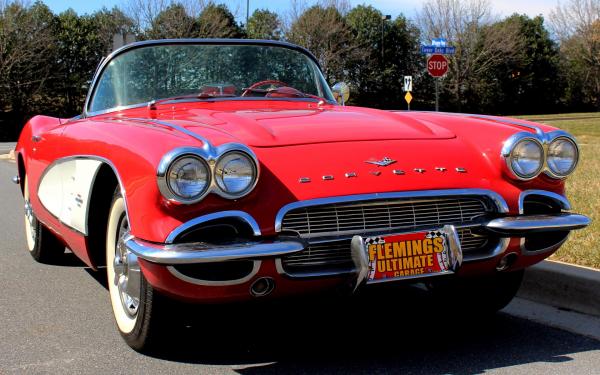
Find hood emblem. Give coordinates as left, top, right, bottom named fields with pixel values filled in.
left=365, top=157, right=396, bottom=167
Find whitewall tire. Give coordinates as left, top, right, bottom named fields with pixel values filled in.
left=106, top=188, right=166, bottom=351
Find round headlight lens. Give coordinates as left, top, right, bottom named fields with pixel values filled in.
left=167, top=156, right=210, bottom=200
left=215, top=152, right=257, bottom=196
left=509, top=139, right=544, bottom=179
left=547, top=138, right=578, bottom=177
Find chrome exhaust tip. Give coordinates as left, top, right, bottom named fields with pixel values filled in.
left=496, top=252, right=518, bottom=271
left=250, top=277, right=275, bottom=297
left=11, top=175, right=20, bottom=185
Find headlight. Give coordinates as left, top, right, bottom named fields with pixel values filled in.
left=215, top=151, right=257, bottom=197
left=165, top=155, right=210, bottom=202
left=547, top=137, right=578, bottom=177
left=506, top=138, right=544, bottom=179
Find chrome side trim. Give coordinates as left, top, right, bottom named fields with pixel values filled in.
left=274, top=189, right=509, bottom=232
left=125, top=237, right=305, bottom=264
left=467, top=114, right=545, bottom=136
left=518, top=190, right=571, bottom=214
left=35, top=155, right=129, bottom=236
left=166, top=261, right=261, bottom=286
left=166, top=211, right=261, bottom=243
left=118, top=117, right=213, bottom=148
left=484, top=213, right=590, bottom=235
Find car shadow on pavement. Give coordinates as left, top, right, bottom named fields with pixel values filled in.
left=138, top=284, right=600, bottom=374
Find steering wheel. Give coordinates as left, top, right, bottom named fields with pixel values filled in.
left=241, top=80, right=289, bottom=97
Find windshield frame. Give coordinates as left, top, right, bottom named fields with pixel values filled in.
left=83, top=39, right=336, bottom=117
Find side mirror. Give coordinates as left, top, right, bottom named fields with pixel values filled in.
left=331, top=82, right=350, bottom=105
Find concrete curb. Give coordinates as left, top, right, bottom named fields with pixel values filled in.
left=518, top=260, right=600, bottom=317
left=0, top=150, right=15, bottom=162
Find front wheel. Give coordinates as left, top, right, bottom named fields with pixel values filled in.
left=428, top=270, right=524, bottom=315
left=23, top=175, right=64, bottom=263
left=106, top=189, right=167, bottom=352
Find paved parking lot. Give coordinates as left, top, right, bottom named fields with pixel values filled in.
left=1, top=160, right=598, bottom=374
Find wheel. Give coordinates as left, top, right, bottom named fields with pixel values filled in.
left=23, top=175, right=64, bottom=263
left=428, top=270, right=524, bottom=315
left=106, top=188, right=166, bottom=351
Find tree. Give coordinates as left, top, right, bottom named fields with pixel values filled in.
left=345, top=5, right=425, bottom=108
left=417, top=0, right=522, bottom=111
left=286, top=5, right=358, bottom=82
left=477, top=15, right=561, bottom=114
left=197, top=3, right=244, bottom=38
left=550, top=0, right=600, bottom=109
left=0, top=1, right=56, bottom=139
left=147, top=3, right=198, bottom=39
left=247, top=9, right=281, bottom=40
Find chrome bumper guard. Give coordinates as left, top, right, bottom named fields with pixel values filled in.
left=484, top=213, right=590, bottom=236
left=125, top=237, right=305, bottom=265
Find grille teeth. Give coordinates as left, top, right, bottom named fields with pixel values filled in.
left=281, top=198, right=488, bottom=237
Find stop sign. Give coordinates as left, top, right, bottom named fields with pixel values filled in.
left=427, top=54, right=449, bottom=77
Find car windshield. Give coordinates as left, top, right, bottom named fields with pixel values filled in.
left=88, top=42, right=335, bottom=114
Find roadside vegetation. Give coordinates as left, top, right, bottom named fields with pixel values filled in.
left=1, top=0, right=600, bottom=140
left=520, top=113, right=600, bottom=269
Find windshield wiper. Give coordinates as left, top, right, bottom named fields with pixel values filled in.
left=148, top=92, right=237, bottom=109
left=241, top=87, right=324, bottom=101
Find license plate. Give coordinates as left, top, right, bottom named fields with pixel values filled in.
left=351, top=226, right=463, bottom=284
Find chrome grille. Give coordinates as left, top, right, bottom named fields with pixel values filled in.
left=280, top=196, right=495, bottom=273
left=281, top=197, right=489, bottom=237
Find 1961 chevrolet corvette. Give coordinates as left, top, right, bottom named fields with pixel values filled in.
left=13, top=39, right=590, bottom=351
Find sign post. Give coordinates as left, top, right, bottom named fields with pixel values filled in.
left=421, top=40, right=453, bottom=112
left=426, top=54, right=449, bottom=112
left=403, top=76, right=413, bottom=110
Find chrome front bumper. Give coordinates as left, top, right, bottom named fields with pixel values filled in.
left=125, top=237, right=305, bottom=264
left=126, top=212, right=590, bottom=265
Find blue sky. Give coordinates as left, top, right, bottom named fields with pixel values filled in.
left=42, top=0, right=555, bottom=20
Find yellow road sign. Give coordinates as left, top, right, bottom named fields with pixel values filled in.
left=405, top=92, right=413, bottom=104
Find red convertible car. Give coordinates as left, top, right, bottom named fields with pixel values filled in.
left=13, top=39, right=590, bottom=351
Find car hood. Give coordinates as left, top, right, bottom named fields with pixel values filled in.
left=139, top=105, right=456, bottom=147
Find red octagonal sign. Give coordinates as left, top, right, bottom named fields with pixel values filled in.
left=427, top=54, right=449, bottom=77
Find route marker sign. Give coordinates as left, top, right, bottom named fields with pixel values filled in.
left=403, top=76, right=413, bottom=92
left=427, top=54, right=449, bottom=78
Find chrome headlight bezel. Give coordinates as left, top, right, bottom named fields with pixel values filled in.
left=502, top=134, right=545, bottom=181
left=214, top=151, right=259, bottom=199
left=501, top=130, right=579, bottom=181
left=545, top=136, right=579, bottom=179
left=157, top=144, right=259, bottom=204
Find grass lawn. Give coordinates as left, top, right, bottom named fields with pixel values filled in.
left=518, top=112, right=600, bottom=269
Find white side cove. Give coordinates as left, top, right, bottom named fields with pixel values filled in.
left=38, top=159, right=102, bottom=235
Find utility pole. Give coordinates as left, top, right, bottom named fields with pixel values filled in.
left=381, top=15, right=391, bottom=61
left=246, top=0, right=250, bottom=28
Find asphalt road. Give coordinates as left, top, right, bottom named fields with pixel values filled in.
left=1, top=160, right=599, bottom=374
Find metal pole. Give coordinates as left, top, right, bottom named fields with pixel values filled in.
left=381, top=19, right=384, bottom=60
left=246, top=0, right=249, bottom=28
left=435, top=79, right=439, bottom=112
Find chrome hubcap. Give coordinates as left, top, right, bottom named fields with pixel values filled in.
left=24, top=199, right=36, bottom=244
left=114, top=216, right=141, bottom=318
